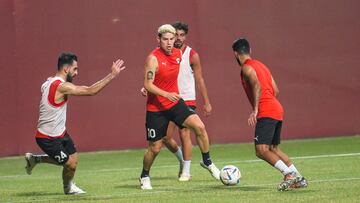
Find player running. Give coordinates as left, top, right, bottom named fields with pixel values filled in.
left=139, top=24, right=220, bottom=190
left=25, top=52, right=126, bottom=194
left=141, top=22, right=212, bottom=181
left=232, top=38, right=308, bottom=191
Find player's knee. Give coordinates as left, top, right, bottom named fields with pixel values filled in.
left=255, top=151, right=263, bottom=159
left=150, top=145, right=161, bottom=155
left=255, top=146, right=269, bottom=158
left=64, top=155, right=78, bottom=170
left=162, top=136, right=171, bottom=144
left=270, top=145, right=276, bottom=151
left=193, top=122, right=206, bottom=136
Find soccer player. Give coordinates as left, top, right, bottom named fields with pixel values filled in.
left=141, top=22, right=212, bottom=182
left=25, top=52, right=126, bottom=194
left=231, top=38, right=308, bottom=191
left=140, top=24, right=220, bottom=190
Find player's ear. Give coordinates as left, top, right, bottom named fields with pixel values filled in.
left=63, top=65, right=70, bottom=73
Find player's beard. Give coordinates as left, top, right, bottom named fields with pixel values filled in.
left=235, top=57, right=242, bottom=66
left=66, top=73, right=73, bottom=83
left=174, top=40, right=183, bottom=49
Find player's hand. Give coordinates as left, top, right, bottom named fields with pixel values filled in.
left=203, top=103, right=212, bottom=117
left=248, top=110, right=258, bottom=126
left=140, top=87, right=148, bottom=97
left=166, top=92, right=181, bottom=102
left=111, top=59, right=126, bottom=76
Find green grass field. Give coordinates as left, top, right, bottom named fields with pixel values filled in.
left=1, top=135, right=360, bottom=203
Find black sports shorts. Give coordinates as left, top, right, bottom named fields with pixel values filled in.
left=254, top=117, right=282, bottom=145
left=36, top=132, right=77, bottom=164
left=145, top=99, right=196, bottom=142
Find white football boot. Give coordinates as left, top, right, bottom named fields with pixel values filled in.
left=179, top=173, right=191, bottom=182
left=64, top=182, right=86, bottom=195
left=25, top=153, right=37, bottom=175
left=200, top=162, right=220, bottom=180
left=140, top=177, right=153, bottom=190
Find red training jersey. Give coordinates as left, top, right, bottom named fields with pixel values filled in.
left=146, top=47, right=182, bottom=112
left=241, top=59, right=284, bottom=121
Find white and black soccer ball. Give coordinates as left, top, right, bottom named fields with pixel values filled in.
left=220, top=165, right=241, bottom=186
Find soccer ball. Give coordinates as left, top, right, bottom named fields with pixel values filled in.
left=220, top=165, right=241, bottom=186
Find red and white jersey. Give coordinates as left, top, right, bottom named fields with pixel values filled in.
left=178, top=46, right=197, bottom=106
left=36, top=76, right=67, bottom=138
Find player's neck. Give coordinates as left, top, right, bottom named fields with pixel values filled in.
left=240, top=55, right=251, bottom=67
left=160, top=47, right=172, bottom=56
left=180, top=44, right=187, bottom=52
left=55, top=72, right=66, bottom=81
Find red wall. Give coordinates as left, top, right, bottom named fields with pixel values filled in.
left=1, top=0, right=359, bottom=157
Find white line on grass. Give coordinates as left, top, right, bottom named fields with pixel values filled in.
left=82, top=152, right=360, bottom=173
left=1, top=152, right=359, bottom=179
left=6, top=177, right=360, bottom=203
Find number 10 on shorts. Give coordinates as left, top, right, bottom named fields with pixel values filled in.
left=147, top=128, right=156, bottom=139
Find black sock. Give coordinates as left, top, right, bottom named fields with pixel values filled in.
left=202, top=152, right=212, bottom=166
left=141, top=168, right=150, bottom=178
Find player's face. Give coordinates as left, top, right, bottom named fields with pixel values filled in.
left=158, top=32, right=175, bottom=55
left=174, top=29, right=186, bottom=49
left=65, top=61, right=78, bottom=82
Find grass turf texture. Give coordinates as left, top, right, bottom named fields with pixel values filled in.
left=0, top=135, right=359, bottom=202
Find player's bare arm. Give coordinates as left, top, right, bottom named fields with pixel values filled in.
left=191, top=53, right=212, bottom=116
left=242, top=65, right=261, bottom=126
left=271, top=76, right=279, bottom=98
left=144, top=54, right=180, bottom=102
left=57, top=59, right=125, bottom=99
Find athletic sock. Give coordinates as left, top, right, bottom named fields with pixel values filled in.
left=141, top=168, right=150, bottom=178
left=289, top=164, right=301, bottom=177
left=182, top=160, right=191, bottom=175
left=174, top=148, right=184, bottom=163
left=201, top=152, right=212, bottom=166
left=274, top=160, right=292, bottom=175
left=34, top=154, right=48, bottom=163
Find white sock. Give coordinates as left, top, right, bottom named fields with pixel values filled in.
left=289, top=164, right=301, bottom=177
left=274, top=160, right=292, bottom=175
left=182, top=160, right=191, bottom=175
left=174, top=148, right=184, bottom=162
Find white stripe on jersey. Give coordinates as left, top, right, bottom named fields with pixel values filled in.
left=178, top=46, right=196, bottom=101
left=37, top=76, right=67, bottom=137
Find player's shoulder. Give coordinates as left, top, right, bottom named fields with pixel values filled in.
left=145, top=54, right=158, bottom=64
left=242, top=64, right=256, bottom=76
left=150, top=47, right=161, bottom=55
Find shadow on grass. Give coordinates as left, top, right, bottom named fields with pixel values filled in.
left=210, top=185, right=267, bottom=191
left=114, top=184, right=139, bottom=190
left=16, top=191, right=62, bottom=197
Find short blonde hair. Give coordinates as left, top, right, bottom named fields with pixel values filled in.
left=157, top=24, right=176, bottom=37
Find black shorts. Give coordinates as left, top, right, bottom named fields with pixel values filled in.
left=145, top=99, right=196, bottom=142
left=254, top=117, right=282, bottom=145
left=36, top=132, right=77, bottom=164
left=188, top=105, right=196, bottom=111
